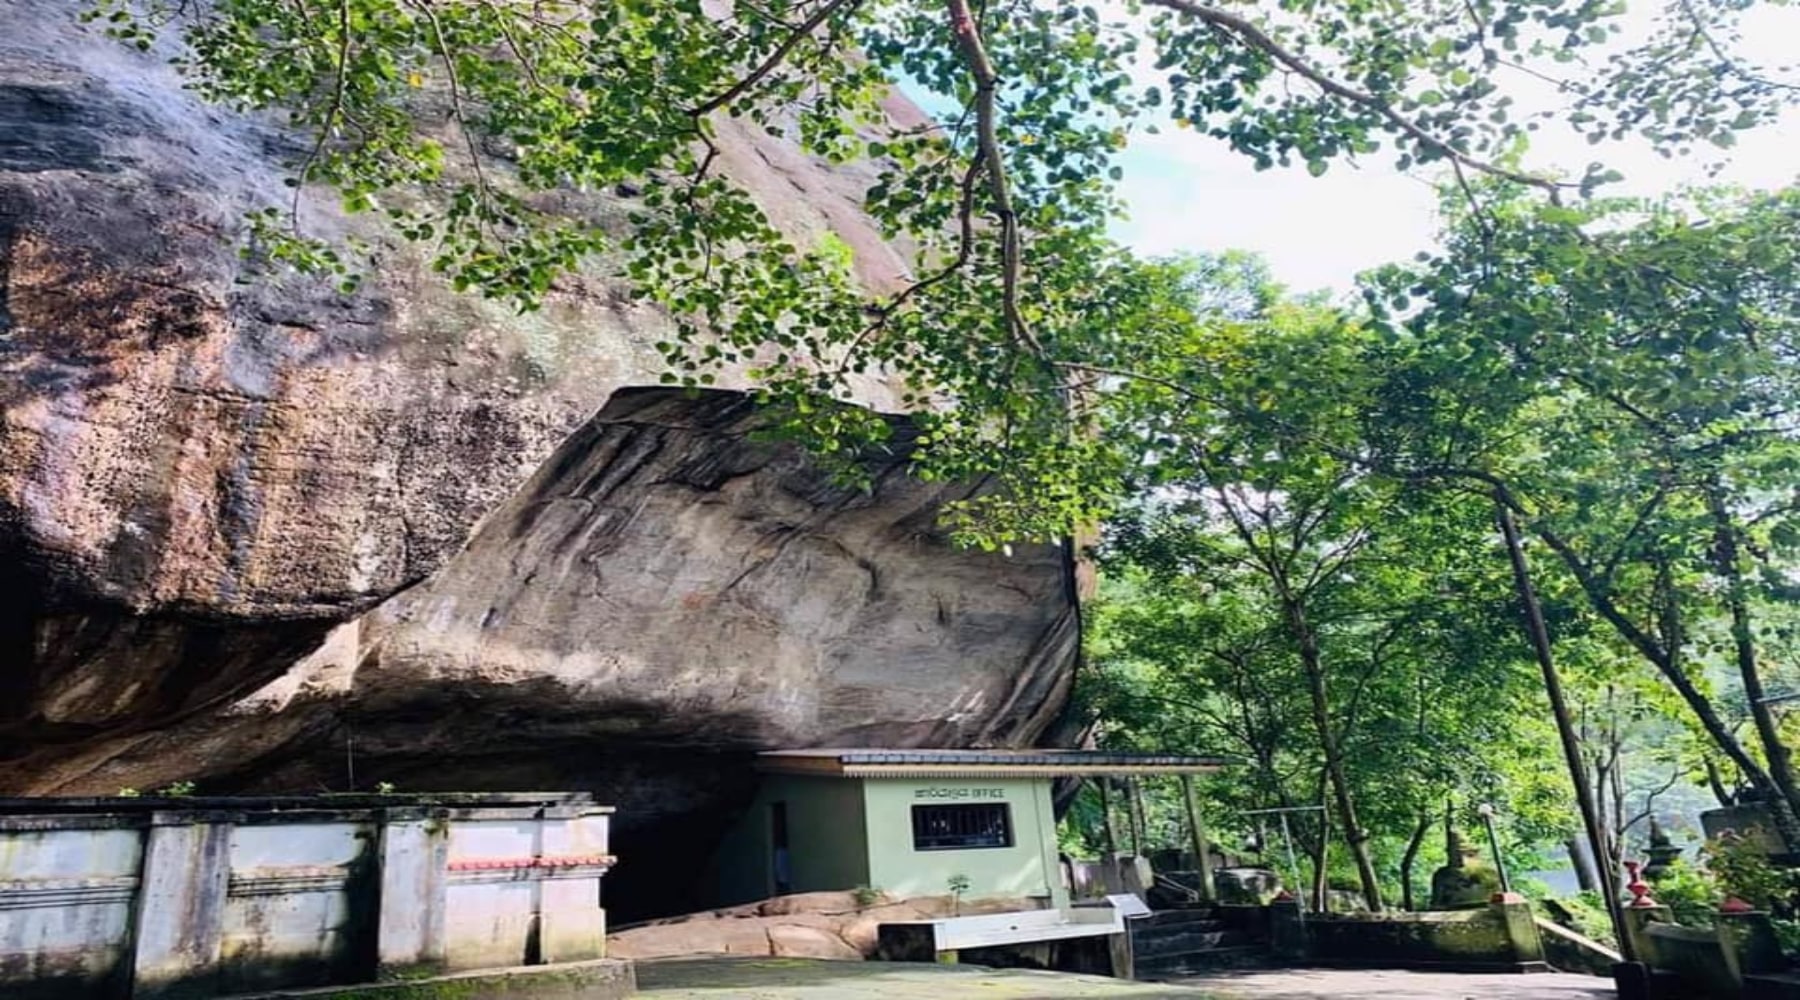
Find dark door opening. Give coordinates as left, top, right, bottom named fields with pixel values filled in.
left=771, top=800, right=792, bottom=896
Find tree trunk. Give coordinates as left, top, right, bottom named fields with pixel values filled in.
left=1126, top=777, right=1147, bottom=857
left=1181, top=774, right=1217, bottom=901
left=1498, top=502, right=1631, bottom=957
left=1097, top=778, right=1118, bottom=856
left=1566, top=836, right=1599, bottom=894
left=1311, top=789, right=1331, bottom=913
left=1288, top=601, right=1384, bottom=911
left=1705, top=758, right=1736, bottom=809
left=1590, top=697, right=1625, bottom=879
left=1400, top=812, right=1431, bottom=911
left=1608, top=741, right=1628, bottom=871
left=1535, top=520, right=1794, bottom=847
left=1707, top=485, right=1800, bottom=848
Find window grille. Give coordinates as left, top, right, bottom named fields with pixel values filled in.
left=910, top=803, right=1013, bottom=851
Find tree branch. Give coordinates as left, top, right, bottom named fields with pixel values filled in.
left=1142, top=0, right=1573, bottom=194
left=1622, top=767, right=1684, bottom=835
left=291, top=0, right=354, bottom=230
left=945, top=0, right=1038, bottom=353
left=1675, top=0, right=1800, bottom=95
left=687, top=0, right=864, bottom=118
left=401, top=0, right=497, bottom=224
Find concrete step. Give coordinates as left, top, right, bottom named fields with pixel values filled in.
left=1130, top=919, right=1226, bottom=942
left=1131, top=929, right=1251, bottom=960
left=1744, top=972, right=1800, bottom=1000
left=1135, top=944, right=1269, bottom=979
left=1135, top=908, right=1221, bottom=928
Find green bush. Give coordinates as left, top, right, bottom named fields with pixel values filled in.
left=1648, top=860, right=1719, bottom=928
left=1774, top=919, right=1800, bottom=957
left=1543, top=891, right=1619, bottom=947
left=1704, top=833, right=1795, bottom=913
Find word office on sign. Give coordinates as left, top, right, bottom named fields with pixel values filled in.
left=913, top=787, right=1007, bottom=800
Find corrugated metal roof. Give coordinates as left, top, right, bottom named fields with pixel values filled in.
left=756, top=748, right=1236, bottom=777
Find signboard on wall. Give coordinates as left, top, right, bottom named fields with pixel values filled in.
left=913, top=786, right=1008, bottom=800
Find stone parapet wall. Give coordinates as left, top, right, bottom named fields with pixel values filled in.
left=1269, top=898, right=1547, bottom=973
left=1622, top=904, right=1789, bottom=998
left=0, top=794, right=617, bottom=999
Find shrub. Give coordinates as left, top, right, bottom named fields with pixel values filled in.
left=946, top=873, right=971, bottom=915
left=1648, top=860, right=1719, bottom=928
left=1537, top=891, right=1619, bottom=947
left=1704, top=832, right=1795, bottom=913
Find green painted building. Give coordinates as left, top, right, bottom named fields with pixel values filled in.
left=711, top=749, right=1229, bottom=909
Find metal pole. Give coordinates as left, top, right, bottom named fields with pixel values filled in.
left=1240, top=806, right=1325, bottom=911
left=1478, top=804, right=1512, bottom=893
left=1279, top=812, right=1301, bottom=905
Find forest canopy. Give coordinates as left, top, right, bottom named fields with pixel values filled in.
left=81, top=0, right=1800, bottom=917
left=83, top=0, right=1800, bottom=538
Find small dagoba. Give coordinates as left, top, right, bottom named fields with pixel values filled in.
left=1430, top=824, right=1500, bottom=909
left=1643, top=816, right=1684, bottom=881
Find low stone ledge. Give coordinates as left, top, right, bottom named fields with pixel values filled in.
left=1305, top=957, right=1556, bottom=974
left=226, top=959, right=635, bottom=1000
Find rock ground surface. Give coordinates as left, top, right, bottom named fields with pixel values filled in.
left=609, top=891, right=1043, bottom=961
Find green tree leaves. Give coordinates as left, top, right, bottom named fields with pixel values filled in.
left=78, top=0, right=1800, bottom=545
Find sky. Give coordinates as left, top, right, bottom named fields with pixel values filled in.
left=1106, top=5, right=1800, bottom=297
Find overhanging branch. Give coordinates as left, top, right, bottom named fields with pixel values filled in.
left=946, top=0, right=1038, bottom=353
left=1142, top=0, right=1573, bottom=195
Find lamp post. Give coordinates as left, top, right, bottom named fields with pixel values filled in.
left=1476, top=803, right=1512, bottom=894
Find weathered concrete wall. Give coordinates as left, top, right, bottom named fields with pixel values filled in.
left=1278, top=900, right=1546, bottom=973
left=0, top=816, right=143, bottom=998
left=864, top=777, right=1065, bottom=909
left=1624, top=904, right=1789, bottom=998
left=0, top=794, right=618, bottom=999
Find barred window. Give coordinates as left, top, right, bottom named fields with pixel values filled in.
left=911, top=803, right=1013, bottom=851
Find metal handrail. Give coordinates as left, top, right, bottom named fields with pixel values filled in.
left=1153, top=872, right=1203, bottom=905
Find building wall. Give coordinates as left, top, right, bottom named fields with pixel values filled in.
left=712, top=775, right=871, bottom=906
left=0, top=794, right=614, bottom=999
left=863, top=776, right=1066, bottom=908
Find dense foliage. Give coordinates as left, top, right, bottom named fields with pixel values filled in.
left=82, top=0, right=1800, bottom=913
left=85, top=0, right=1800, bottom=540
left=1076, top=190, right=1800, bottom=911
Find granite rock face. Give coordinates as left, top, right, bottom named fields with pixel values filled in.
left=0, top=0, right=1080, bottom=912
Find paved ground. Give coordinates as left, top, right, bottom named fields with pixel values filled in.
left=636, top=958, right=1217, bottom=998
left=1172, top=967, right=1615, bottom=1000
left=634, top=958, right=1618, bottom=999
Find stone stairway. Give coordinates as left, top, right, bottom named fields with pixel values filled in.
left=1129, top=906, right=1268, bottom=980
left=1743, top=971, right=1800, bottom=999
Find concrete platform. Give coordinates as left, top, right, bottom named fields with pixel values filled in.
left=234, top=958, right=636, bottom=999
left=636, top=958, right=1620, bottom=999
left=636, top=957, right=1218, bottom=998
left=1172, top=967, right=1614, bottom=999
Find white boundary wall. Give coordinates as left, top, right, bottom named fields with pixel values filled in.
left=0, top=793, right=614, bottom=999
